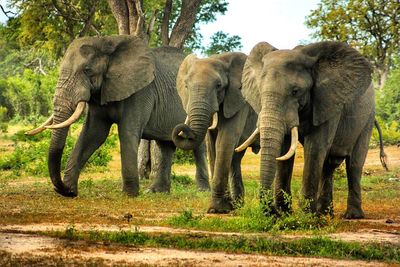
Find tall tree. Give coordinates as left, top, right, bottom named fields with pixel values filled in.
left=7, top=0, right=115, bottom=56
left=305, top=0, right=400, bottom=88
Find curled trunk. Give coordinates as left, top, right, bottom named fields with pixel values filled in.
left=172, top=103, right=212, bottom=150
left=48, top=111, right=75, bottom=196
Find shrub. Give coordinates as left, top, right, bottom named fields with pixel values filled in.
left=172, top=148, right=195, bottom=164
left=0, top=125, right=118, bottom=176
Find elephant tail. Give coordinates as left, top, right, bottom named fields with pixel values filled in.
left=374, top=119, right=389, bottom=171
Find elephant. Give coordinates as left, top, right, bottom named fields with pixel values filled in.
left=26, top=35, right=209, bottom=197
left=171, top=52, right=259, bottom=213
left=236, top=41, right=377, bottom=219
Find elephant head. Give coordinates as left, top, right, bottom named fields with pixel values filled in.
left=26, top=35, right=155, bottom=196
left=172, top=52, right=247, bottom=150
left=238, top=41, right=372, bottom=195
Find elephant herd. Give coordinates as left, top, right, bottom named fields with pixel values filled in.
left=26, top=35, right=387, bottom=219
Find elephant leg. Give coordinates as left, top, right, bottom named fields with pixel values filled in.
left=118, top=126, right=141, bottom=196
left=208, top=109, right=248, bottom=214
left=230, top=150, right=245, bottom=206
left=317, top=156, right=344, bottom=216
left=344, top=119, right=373, bottom=219
left=148, top=140, right=175, bottom=193
left=193, top=142, right=210, bottom=191
left=302, top=117, right=340, bottom=213
left=274, top=135, right=294, bottom=213
left=63, top=116, right=111, bottom=195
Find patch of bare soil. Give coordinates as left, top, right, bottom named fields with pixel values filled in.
left=0, top=233, right=388, bottom=267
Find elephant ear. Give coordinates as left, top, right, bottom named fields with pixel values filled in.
left=176, top=54, right=197, bottom=112
left=214, top=52, right=247, bottom=118
left=101, top=35, right=155, bottom=105
left=242, top=42, right=278, bottom=113
left=300, top=41, right=372, bottom=126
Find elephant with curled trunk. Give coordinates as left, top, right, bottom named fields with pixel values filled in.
left=26, top=35, right=209, bottom=197
left=237, top=41, right=378, bottom=219
left=171, top=52, right=259, bottom=213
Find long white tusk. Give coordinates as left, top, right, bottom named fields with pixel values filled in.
left=235, top=128, right=260, bottom=152
left=276, top=127, right=298, bottom=161
left=208, top=113, right=218, bottom=130
left=45, top=101, right=86, bottom=129
left=25, top=115, right=54, bottom=135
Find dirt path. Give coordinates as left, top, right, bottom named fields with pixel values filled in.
left=1, top=222, right=400, bottom=245
left=0, top=232, right=388, bottom=266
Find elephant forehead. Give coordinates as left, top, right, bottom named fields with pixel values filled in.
left=263, top=50, right=307, bottom=68
left=189, top=60, right=223, bottom=79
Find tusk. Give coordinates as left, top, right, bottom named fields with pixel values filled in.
left=276, top=127, right=298, bottom=161
left=235, top=128, right=260, bottom=152
left=184, top=116, right=189, bottom=125
left=25, top=115, right=54, bottom=135
left=178, top=131, right=185, bottom=137
left=45, top=102, right=86, bottom=129
left=208, top=113, right=218, bottom=130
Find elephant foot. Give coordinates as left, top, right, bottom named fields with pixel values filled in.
left=123, top=184, right=140, bottom=197
left=146, top=182, right=170, bottom=194
left=196, top=182, right=210, bottom=192
left=195, top=178, right=210, bottom=192
left=207, top=197, right=233, bottom=214
left=343, top=208, right=365, bottom=219
left=54, top=186, right=77, bottom=198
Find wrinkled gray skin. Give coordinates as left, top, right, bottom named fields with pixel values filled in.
left=171, top=53, right=259, bottom=213
left=48, top=35, right=209, bottom=197
left=242, top=41, right=374, bottom=219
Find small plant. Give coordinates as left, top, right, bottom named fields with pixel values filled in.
left=172, top=148, right=195, bottom=164
left=171, top=173, right=193, bottom=185
left=168, top=209, right=203, bottom=227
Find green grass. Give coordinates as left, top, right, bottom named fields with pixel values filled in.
left=46, top=226, right=400, bottom=263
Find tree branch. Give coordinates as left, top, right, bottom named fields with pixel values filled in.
left=161, top=0, right=172, bottom=46
left=169, top=0, right=202, bottom=48
left=0, top=4, right=16, bottom=18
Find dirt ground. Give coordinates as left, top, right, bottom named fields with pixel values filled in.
left=1, top=133, right=400, bottom=266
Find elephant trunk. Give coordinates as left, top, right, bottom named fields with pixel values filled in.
left=259, top=93, right=285, bottom=194
left=48, top=72, right=86, bottom=197
left=48, top=110, right=74, bottom=196
left=172, top=102, right=212, bottom=150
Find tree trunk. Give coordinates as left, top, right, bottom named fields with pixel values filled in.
left=169, top=0, right=202, bottom=48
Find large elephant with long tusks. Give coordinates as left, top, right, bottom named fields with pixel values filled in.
left=171, top=52, right=259, bottom=213
left=237, top=41, right=387, bottom=219
left=26, top=35, right=209, bottom=197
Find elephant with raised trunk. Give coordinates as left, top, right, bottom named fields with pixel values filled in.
left=172, top=52, right=259, bottom=213
left=237, top=41, right=381, bottom=219
left=26, top=35, right=209, bottom=197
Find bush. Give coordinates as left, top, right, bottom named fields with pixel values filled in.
left=0, top=125, right=118, bottom=176
left=172, top=148, right=195, bottom=164
left=370, top=117, right=400, bottom=146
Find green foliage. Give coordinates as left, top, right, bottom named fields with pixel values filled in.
left=202, top=31, right=243, bottom=56
left=305, top=0, right=400, bottom=85
left=172, top=148, right=195, bottom=164
left=2, top=68, right=57, bottom=120
left=376, top=67, right=400, bottom=126
left=371, top=118, right=400, bottom=146
left=9, top=0, right=116, bottom=56
left=0, top=125, right=117, bottom=176
left=168, top=197, right=331, bottom=233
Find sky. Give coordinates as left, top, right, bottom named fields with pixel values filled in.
left=0, top=0, right=320, bottom=53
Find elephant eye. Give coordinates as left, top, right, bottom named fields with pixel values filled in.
left=84, top=66, right=93, bottom=76
left=216, top=81, right=222, bottom=90
left=292, top=87, right=299, bottom=96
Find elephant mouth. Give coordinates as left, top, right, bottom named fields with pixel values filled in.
left=173, top=123, right=196, bottom=141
